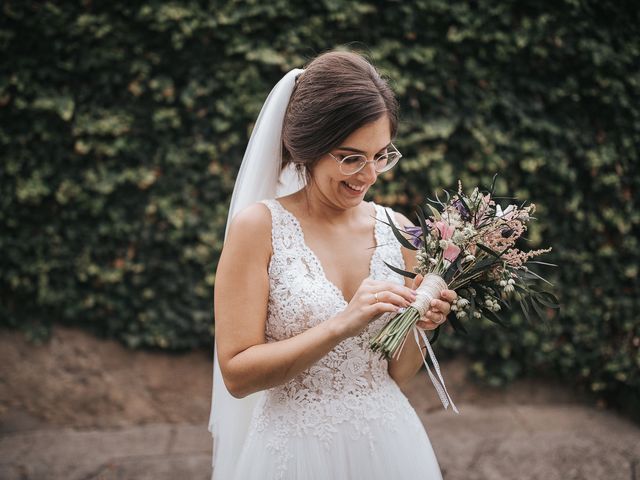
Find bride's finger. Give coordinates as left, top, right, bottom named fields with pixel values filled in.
left=424, top=310, right=447, bottom=324
left=428, top=299, right=452, bottom=315
left=416, top=319, right=438, bottom=330
left=369, top=280, right=417, bottom=303
left=371, top=291, right=411, bottom=308
left=411, top=273, right=424, bottom=290
left=440, top=289, right=457, bottom=303
left=366, top=301, right=403, bottom=317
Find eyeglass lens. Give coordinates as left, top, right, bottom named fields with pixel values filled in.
left=340, top=152, right=400, bottom=175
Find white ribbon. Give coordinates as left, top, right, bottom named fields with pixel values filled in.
left=413, top=327, right=459, bottom=413
left=411, top=274, right=460, bottom=414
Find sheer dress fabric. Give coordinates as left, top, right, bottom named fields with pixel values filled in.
left=222, top=199, right=443, bottom=480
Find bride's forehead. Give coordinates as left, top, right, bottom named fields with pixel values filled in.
left=339, top=116, right=392, bottom=152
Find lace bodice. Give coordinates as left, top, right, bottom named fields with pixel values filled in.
left=249, top=199, right=420, bottom=475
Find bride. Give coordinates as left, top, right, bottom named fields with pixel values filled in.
left=209, top=50, right=457, bottom=479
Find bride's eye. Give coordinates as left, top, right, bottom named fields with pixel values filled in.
left=341, top=155, right=363, bottom=165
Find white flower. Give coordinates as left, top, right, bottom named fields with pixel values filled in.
left=457, top=298, right=469, bottom=308
left=496, top=204, right=515, bottom=218
left=473, top=311, right=482, bottom=319
left=453, top=231, right=466, bottom=244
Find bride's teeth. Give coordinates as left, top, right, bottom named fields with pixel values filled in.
left=345, top=182, right=365, bottom=192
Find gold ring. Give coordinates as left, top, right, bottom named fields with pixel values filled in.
left=374, top=292, right=379, bottom=303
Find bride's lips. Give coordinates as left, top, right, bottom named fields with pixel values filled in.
left=341, top=181, right=367, bottom=196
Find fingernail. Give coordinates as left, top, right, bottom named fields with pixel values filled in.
left=430, top=300, right=437, bottom=307
left=411, top=289, right=418, bottom=294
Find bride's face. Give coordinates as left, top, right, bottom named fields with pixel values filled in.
left=309, top=115, right=392, bottom=210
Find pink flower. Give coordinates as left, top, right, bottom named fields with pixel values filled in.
left=435, top=221, right=455, bottom=240
left=434, top=221, right=461, bottom=262
left=443, top=243, right=461, bottom=263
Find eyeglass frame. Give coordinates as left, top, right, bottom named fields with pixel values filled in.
left=327, top=143, right=403, bottom=176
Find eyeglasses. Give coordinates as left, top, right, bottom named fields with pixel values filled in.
left=328, top=143, right=403, bottom=176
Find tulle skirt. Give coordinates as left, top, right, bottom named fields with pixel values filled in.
left=230, top=398, right=443, bottom=480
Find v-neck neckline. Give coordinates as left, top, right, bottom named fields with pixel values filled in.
left=274, top=199, right=381, bottom=305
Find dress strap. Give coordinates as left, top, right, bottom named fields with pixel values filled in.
left=259, top=198, right=303, bottom=260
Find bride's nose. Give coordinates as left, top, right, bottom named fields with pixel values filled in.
left=359, top=160, right=378, bottom=183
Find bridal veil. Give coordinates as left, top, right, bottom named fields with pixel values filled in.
left=208, top=67, right=305, bottom=479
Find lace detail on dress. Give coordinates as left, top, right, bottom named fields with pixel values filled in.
left=249, top=199, right=416, bottom=478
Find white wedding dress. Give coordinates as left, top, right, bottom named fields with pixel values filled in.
left=230, top=198, right=443, bottom=480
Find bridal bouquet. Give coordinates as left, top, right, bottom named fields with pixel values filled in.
left=370, top=177, right=558, bottom=411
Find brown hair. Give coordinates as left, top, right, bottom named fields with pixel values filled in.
left=281, top=50, right=399, bottom=178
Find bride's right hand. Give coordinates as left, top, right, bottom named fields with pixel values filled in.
left=332, top=278, right=418, bottom=338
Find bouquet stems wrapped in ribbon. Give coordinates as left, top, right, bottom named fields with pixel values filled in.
left=370, top=177, right=559, bottom=413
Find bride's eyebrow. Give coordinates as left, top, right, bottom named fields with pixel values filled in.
left=336, top=143, right=391, bottom=154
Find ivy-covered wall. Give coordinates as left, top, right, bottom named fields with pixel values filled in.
left=1, top=1, right=638, bottom=415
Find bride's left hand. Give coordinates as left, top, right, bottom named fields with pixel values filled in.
left=411, top=273, right=457, bottom=331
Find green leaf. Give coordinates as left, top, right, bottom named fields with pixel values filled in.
left=448, top=312, right=468, bottom=334
left=535, top=291, right=560, bottom=309
left=415, top=205, right=430, bottom=246
left=483, top=308, right=509, bottom=328
left=385, top=209, right=418, bottom=251
left=522, top=268, right=554, bottom=286
left=476, top=243, right=508, bottom=259
left=429, top=325, right=441, bottom=344
left=443, top=256, right=462, bottom=283
left=467, top=257, right=498, bottom=275
left=383, top=260, right=417, bottom=279
left=520, top=297, right=531, bottom=323
left=425, top=203, right=442, bottom=221
left=457, top=194, right=472, bottom=218
left=489, top=173, right=498, bottom=196
left=529, top=296, right=546, bottom=321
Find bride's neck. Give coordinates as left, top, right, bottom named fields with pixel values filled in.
left=294, top=185, right=364, bottom=226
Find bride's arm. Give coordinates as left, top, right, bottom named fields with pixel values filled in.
left=215, top=203, right=409, bottom=398
left=214, top=204, right=345, bottom=398
left=387, top=211, right=456, bottom=387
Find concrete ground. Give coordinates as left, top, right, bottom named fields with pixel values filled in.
left=1, top=403, right=639, bottom=480
left=1, top=326, right=639, bottom=479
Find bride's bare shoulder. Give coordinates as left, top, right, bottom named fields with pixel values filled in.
left=225, top=202, right=272, bottom=250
